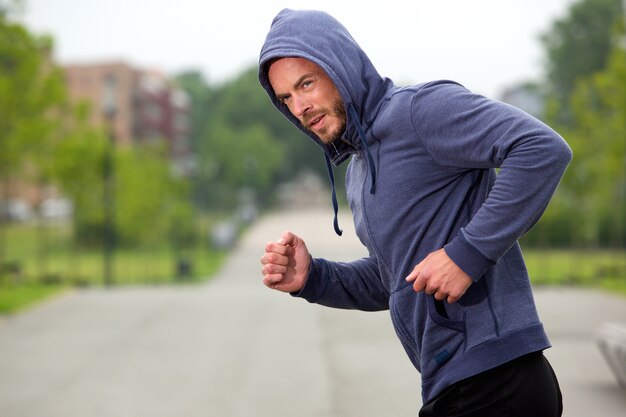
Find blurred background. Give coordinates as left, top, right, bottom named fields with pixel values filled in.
left=0, top=0, right=625, bottom=312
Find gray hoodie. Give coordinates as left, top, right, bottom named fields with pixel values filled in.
left=258, top=9, right=572, bottom=403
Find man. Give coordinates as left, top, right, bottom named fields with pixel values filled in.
left=258, top=9, right=571, bottom=417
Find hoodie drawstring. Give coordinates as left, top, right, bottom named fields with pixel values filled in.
left=324, top=153, right=343, bottom=236
left=348, top=105, right=377, bottom=194
left=324, top=105, right=378, bottom=237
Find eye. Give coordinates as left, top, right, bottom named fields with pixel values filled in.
left=277, top=95, right=291, bottom=104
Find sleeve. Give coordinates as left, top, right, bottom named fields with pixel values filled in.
left=291, top=254, right=390, bottom=311
left=411, top=81, right=573, bottom=281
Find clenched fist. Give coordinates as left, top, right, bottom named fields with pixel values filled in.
left=260, top=231, right=311, bottom=293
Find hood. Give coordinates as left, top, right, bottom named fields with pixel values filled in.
left=258, top=8, right=392, bottom=166
left=258, top=9, right=393, bottom=235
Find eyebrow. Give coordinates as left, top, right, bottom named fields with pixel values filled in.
left=275, top=71, right=317, bottom=101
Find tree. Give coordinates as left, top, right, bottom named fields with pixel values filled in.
left=559, top=38, right=626, bottom=247
left=527, top=0, right=626, bottom=248
left=0, top=15, right=66, bottom=268
left=213, top=67, right=325, bottom=182
left=0, top=17, right=65, bottom=181
left=198, top=121, right=285, bottom=210
left=52, top=105, right=196, bottom=249
left=51, top=109, right=108, bottom=246
left=177, top=65, right=346, bottom=214
left=541, top=0, right=623, bottom=123
left=175, top=71, right=215, bottom=154
left=0, top=17, right=65, bottom=179
left=114, top=143, right=194, bottom=248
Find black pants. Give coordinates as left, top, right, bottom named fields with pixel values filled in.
left=419, top=352, right=563, bottom=417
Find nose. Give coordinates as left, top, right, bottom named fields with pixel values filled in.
left=290, top=94, right=311, bottom=118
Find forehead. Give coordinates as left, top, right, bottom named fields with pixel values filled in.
left=267, top=57, right=327, bottom=91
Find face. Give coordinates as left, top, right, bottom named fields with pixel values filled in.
left=268, top=57, right=346, bottom=144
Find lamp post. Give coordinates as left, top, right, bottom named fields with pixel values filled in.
left=102, top=74, right=117, bottom=286
left=622, top=0, right=626, bottom=281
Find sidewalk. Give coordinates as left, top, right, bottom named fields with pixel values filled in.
left=0, top=208, right=624, bottom=416
left=536, top=288, right=626, bottom=417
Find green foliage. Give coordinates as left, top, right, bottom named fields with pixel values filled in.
left=200, top=122, right=284, bottom=205
left=175, top=71, right=215, bottom=151
left=115, top=143, right=196, bottom=249
left=0, top=17, right=66, bottom=180
left=220, top=68, right=326, bottom=180
left=562, top=45, right=625, bottom=246
left=50, top=113, right=108, bottom=245
left=524, top=249, right=626, bottom=295
left=0, top=284, right=66, bottom=314
left=527, top=0, right=626, bottom=249
left=52, top=121, right=197, bottom=249
left=0, top=16, right=67, bottom=272
left=0, top=16, right=216, bottom=300
left=178, top=66, right=332, bottom=211
left=540, top=0, right=622, bottom=123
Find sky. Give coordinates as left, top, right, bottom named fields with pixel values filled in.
left=20, top=0, right=577, bottom=98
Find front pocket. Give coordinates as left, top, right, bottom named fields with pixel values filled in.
left=389, top=287, right=467, bottom=379
left=427, top=296, right=465, bottom=332
left=421, top=295, right=466, bottom=378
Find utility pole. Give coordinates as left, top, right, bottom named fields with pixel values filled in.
left=102, top=74, right=117, bottom=286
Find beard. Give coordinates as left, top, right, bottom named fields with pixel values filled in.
left=303, top=94, right=346, bottom=144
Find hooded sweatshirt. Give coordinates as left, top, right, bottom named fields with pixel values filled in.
left=258, top=9, right=572, bottom=403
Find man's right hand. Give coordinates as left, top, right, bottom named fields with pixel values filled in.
left=260, top=231, right=311, bottom=293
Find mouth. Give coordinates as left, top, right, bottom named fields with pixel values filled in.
left=306, top=114, right=325, bottom=131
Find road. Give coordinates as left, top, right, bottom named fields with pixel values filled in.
left=0, top=208, right=625, bottom=416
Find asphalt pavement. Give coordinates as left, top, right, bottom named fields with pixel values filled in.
left=0, top=208, right=625, bottom=417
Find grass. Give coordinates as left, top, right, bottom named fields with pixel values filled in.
left=0, top=284, right=70, bottom=314
left=0, top=248, right=228, bottom=315
left=524, top=248, right=626, bottom=295
left=0, top=221, right=230, bottom=314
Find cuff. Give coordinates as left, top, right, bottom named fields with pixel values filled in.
left=444, top=231, right=496, bottom=282
left=290, top=257, right=329, bottom=303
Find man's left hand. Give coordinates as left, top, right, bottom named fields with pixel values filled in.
left=405, top=248, right=473, bottom=304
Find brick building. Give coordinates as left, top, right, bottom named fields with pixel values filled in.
left=64, top=61, right=194, bottom=175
